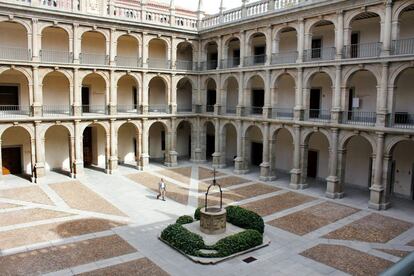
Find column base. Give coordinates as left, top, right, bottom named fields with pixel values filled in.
left=165, top=151, right=178, bottom=167
left=72, top=105, right=82, bottom=116
left=368, top=201, right=391, bottom=210
left=212, top=152, right=222, bottom=168
left=325, top=176, right=343, bottom=199
left=234, top=157, right=247, bottom=174
left=325, top=191, right=344, bottom=199
left=289, top=183, right=308, bottom=190
left=35, top=163, right=45, bottom=178
left=369, top=185, right=390, bottom=210
left=73, top=161, right=84, bottom=177
left=259, top=162, right=275, bottom=181
left=108, top=105, right=117, bottom=115
left=108, top=157, right=118, bottom=174
left=141, top=154, right=149, bottom=168
left=32, top=105, right=42, bottom=117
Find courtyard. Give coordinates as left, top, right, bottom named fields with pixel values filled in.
left=0, top=163, right=413, bottom=276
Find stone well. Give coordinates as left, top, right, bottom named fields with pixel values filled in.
left=200, top=207, right=227, bottom=235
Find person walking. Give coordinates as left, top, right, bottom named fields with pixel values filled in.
left=156, top=178, right=166, bottom=201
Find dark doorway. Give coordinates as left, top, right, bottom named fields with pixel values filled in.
left=307, top=150, right=318, bottom=178
left=2, top=147, right=22, bottom=175
left=309, top=88, right=321, bottom=118
left=251, top=89, right=264, bottom=114
left=82, top=87, right=90, bottom=113
left=207, top=52, right=218, bottom=69
left=207, top=90, right=216, bottom=112
left=351, top=32, right=359, bottom=58
left=388, top=160, right=395, bottom=196
left=254, top=46, right=266, bottom=64
left=0, top=86, right=19, bottom=106
left=251, top=142, right=263, bottom=166
left=411, top=163, right=414, bottom=200
left=83, top=127, right=93, bottom=166
left=206, top=135, right=215, bottom=160
left=233, top=49, right=240, bottom=66
left=133, top=87, right=137, bottom=109
left=311, top=38, right=322, bottom=59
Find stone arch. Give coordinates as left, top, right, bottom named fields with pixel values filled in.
left=0, top=66, right=32, bottom=85
left=223, top=34, right=241, bottom=47
left=272, top=70, right=297, bottom=88
left=243, top=123, right=264, bottom=138
left=0, top=124, right=34, bottom=140
left=338, top=132, right=376, bottom=152
left=303, top=67, right=335, bottom=88
left=79, top=121, right=109, bottom=135
left=221, top=74, right=240, bottom=90
left=343, top=65, right=381, bottom=87
left=39, top=24, right=72, bottom=38
left=270, top=125, right=295, bottom=140
left=344, top=9, right=384, bottom=30
left=40, top=122, right=74, bottom=139
left=244, top=72, right=266, bottom=88
left=302, top=128, right=332, bottom=148
left=306, top=18, right=337, bottom=35
left=393, top=1, right=414, bottom=19
left=40, top=68, right=73, bottom=87
left=79, top=28, right=109, bottom=42
left=147, top=119, right=170, bottom=134
left=273, top=25, right=299, bottom=41
left=44, top=124, right=72, bottom=175
left=389, top=63, right=413, bottom=85
left=385, top=135, right=414, bottom=156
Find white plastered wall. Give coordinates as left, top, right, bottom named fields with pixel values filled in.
left=118, top=124, right=136, bottom=164
left=345, top=136, right=372, bottom=190
left=309, top=73, right=332, bottom=110
left=348, top=71, right=377, bottom=112
left=81, top=32, right=106, bottom=54
left=176, top=122, right=191, bottom=158
left=149, top=123, right=165, bottom=159
left=177, top=43, right=193, bottom=61
left=279, top=30, right=297, bottom=52
left=274, top=74, right=295, bottom=108
left=43, top=73, right=70, bottom=106
left=117, top=76, right=136, bottom=106
left=398, top=10, right=414, bottom=39
left=177, top=80, right=192, bottom=110
left=117, top=35, right=138, bottom=57
left=91, top=125, right=106, bottom=167
left=45, top=126, right=70, bottom=172
left=394, top=68, right=414, bottom=112
left=2, top=127, right=32, bottom=174
left=0, top=71, right=30, bottom=106
left=350, top=17, right=381, bottom=43
left=312, top=24, right=335, bottom=48
left=149, top=78, right=167, bottom=106
left=274, top=129, right=293, bottom=173
left=308, top=132, right=329, bottom=179
left=82, top=74, right=106, bottom=106
left=225, top=125, right=237, bottom=162
left=392, top=141, right=414, bottom=198
left=226, top=78, right=238, bottom=110
left=0, top=22, right=27, bottom=48
left=149, top=39, right=167, bottom=59
left=42, top=27, right=69, bottom=51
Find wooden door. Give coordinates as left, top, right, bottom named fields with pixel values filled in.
left=307, top=150, right=318, bottom=178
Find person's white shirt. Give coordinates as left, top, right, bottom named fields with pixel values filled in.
left=159, top=181, right=166, bottom=190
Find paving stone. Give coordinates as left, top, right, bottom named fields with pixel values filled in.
left=376, top=248, right=411, bottom=258
left=267, top=202, right=359, bottom=236
left=0, top=186, right=54, bottom=205
left=127, top=172, right=189, bottom=205
left=198, top=167, right=226, bottom=180
left=323, top=213, right=413, bottom=243
left=0, top=208, right=72, bottom=227
left=49, top=181, right=126, bottom=217
left=0, top=218, right=124, bottom=250
left=300, top=244, right=393, bottom=276
left=0, top=235, right=137, bottom=275
left=241, top=192, right=316, bottom=217
left=157, top=166, right=192, bottom=185
left=76, top=258, right=169, bottom=276
left=0, top=202, right=20, bottom=209
left=201, top=176, right=251, bottom=189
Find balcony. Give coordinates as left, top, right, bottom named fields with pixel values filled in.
left=343, top=42, right=381, bottom=59
left=0, top=105, right=31, bottom=118
left=116, top=56, right=142, bottom=67
left=206, top=105, right=215, bottom=113
left=303, top=47, right=335, bottom=62
left=271, top=108, right=294, bottom=120
left=221, top=58, right=240, bottom=69
left=149, top=105, right=169, bottom=114
left=0, top=46, right=31, bottom=61
left=392, top=112, right=414, bottom=129
left=225, top=107, right=237, bottom=115
left=177, top=106, right=193, bottom=113
left=245, top=106, right=263, bottom=116
left=40, top=50, right=73, bottom=63
left=82, top=105, right=107, bottom=115
left=244, top=55, right=266, bottom=66
left=392, top=38, right=414, bottom=56
left=271, top=51, right=298, bottom=65
left=117, top=105, right=141, bottom=114
left=80, top=53, right=109, bottom=66
left=343, top=111, right=376, bottom=126
left=176, top=60, right=195, bottom=71
left=43, top=105, right=71, bottom=117
left=306, top=109, right=331, bottom=122
left=147, top=58, right=171, bottom=69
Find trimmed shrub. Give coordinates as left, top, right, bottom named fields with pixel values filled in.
left=160, top=223, right=205, bottom=256
left=226, top=206, right=264, bottom=234
left=212, top=229, right=263, bottom=257
left=176, top=215, right=194, bottom=225
left=194, top=206, right=202, bottom=220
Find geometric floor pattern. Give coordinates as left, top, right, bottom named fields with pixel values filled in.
left=0, top=163, right=413, bottom=275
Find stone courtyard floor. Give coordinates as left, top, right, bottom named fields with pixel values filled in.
left=0, top=162, right=414, bottom=275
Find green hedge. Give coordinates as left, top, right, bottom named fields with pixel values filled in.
left=194, top=207, right=202, bottom=220
left=226, top=206, right=264, bottom=234
left=211, top=229, right=263, bottom=257
left=176, top=215, right=194, bottom=225
left=160, top=224, right=205, bottom=256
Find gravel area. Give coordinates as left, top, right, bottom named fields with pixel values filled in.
left=127, top=172, right=189, bottom=205
left=0, top=208, right=72, bottom=227
left=267, top=202, right=359, bottom=236
left=49, top=181, right=126, bottom=217
left=377, top=248, right=411, bottom=258
left=157, top=167, right=192, bottom=185
left=198, top=167, right=226, bottom=180
left=0, top=235, right=137, bottom=275
left=0, top=186, right=54, bottom=205
left=323, top=213, right=413, bottom=243
left=301, top=244, right=393, bottom=276
left=198, top=183, right=280, bottom=207
left=0, top=218, right=125, bottom=250
left=0, top=202, right=19, bottom=209
left=241, top=192, right=316, bottom=217
left=76, top=258, right=169, bottom=276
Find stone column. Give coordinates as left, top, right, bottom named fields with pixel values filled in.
left=217, top=36, right=222, bottom=69
left=171, top=36, right=177, bottom=70
left=108, top=119, right=118, bottom=174
left=382, top=0, right=393, bottom=56
left=234, top=120, right=245, bottom=173
left=240, top=31, right=246, bottom=67
left=73, top=23, right=80, bottom=64
left=109, top=70, right=117, bottom=115
left=290, top=125, right=304, bottom=189
left=73, top=120, right=84, bottom=176
left=263, top=69, right=272, bottom=119
left=336, top=11, right=344, bottom=59
left=212, top=118, right=222, bottom=168
left=69, top=134, right=75, bottom=178
left=109, top=28, right=117, bottom=66
left=331, top=65, right=342, bottom=123
left=294, top=67, right=304, bottom=120
left=142, top=33, right=149, bottom=68
left=168, top=118, right=178, bottom=167
left=237, top=71, right=245, bottom=116
left=297, top=18, right=305, bottom=63
left=326, top=128, right=343, bottom=198
left=30, top=137, right=36, bottom=182
left=260, top=123, right=273, bottom=181
left=141, top=119, right=150, bottom=167
left=369, top=132, right=390, bottom=210
left=32, top=66, right=42, bottom=117
left=32, top=19, right=40, bottom=62
left=377, top=62, right=389, bottom=127
left=34, top=121, right=45, bottom=178
left=265, top=26, right=272, bottom=66
left=73, top=68, right=82, bottom=116
left=0, top=139, right=3, bottom=179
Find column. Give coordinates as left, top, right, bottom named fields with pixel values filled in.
left=109, top=28, right=116, bottom=66
left=135, top=128, right=142, bottom=169
left=377, top=62, right=389, bottom=127
left=212, top=118, right=222, bottom=168
left=326, top=128, right=343, bottom=198
left=263, top=69, right=272, bottom=119
left=73, top=120, right=84, bottom=176
left=168, top=118, right=178, bottom=167
left=109, top=70, right=117, bottom=115
left=34, top=121, right=45, bottom=178
left=336, top=11, right=344, bottom=59
left=265, top=25, right=272, bottom=65
left=260, top=123, right=272, bottom=181
left=369, top=132, right=390, bottom=210
left=141, top=119, right=149, bottom=167
left=237, top=71, right=245, bottom=116
left=382, top=0, right=393, bottom=56
left=30, top=138, right=36, bottom=182
left=240, top=31, right=246, bottom=67
left=297, top=18, right=305, bottom=62
left=290, top=125, right=304, bottom=189
left=32, top=66, right=42, bottom=116
left=73, top=68, right=82, bottom=116
left=217, top=36, right=222, bottom=69
left=69, top=133, right=75, bottom=178
left=294, top=67, right=303, bottom=120
left=234, top=120, right=245, bottom=173
left=73, top=23, right=80, bottom=64
left=108, top=119, right=118, bottom=173
left=0, top=139, right=2, bottom=179
left=142, top=33, right=149, bottom=68
left=32, top=19, right=39, bottom=62
left=171, top=36, right=177, bottom=69
left=332, top=65, right=342, bottom=123
left=170, top=74, right=177, bottom=114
